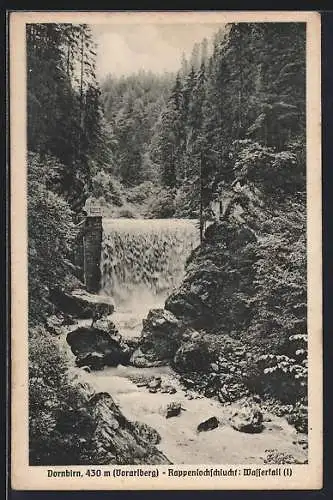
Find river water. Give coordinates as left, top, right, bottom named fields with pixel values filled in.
left=65, top=346, right=307, bottom=465
left=65, top=218, right=307, bottom=464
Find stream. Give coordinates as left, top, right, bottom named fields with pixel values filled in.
left=62, top=317, right=307, bottom=465
left=63, top=218, right=307, bottom=464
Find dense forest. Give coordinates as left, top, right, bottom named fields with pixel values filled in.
left=27, top=22, right=305, bottom=223
left=98, top=23, right=305, bottom=222
left=27, top=22, right=307, bottom=465
left=100, top=71, right=174, bottom=185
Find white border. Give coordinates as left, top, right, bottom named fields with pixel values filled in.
left=10, top=11, right=322, bottom=490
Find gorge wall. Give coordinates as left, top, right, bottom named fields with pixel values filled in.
left=131, top=200, right=307, bottom=423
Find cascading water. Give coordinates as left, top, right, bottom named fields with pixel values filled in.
left=100, top=218, right=199, bottom=336
left=73, top=218, right=308, bottom=466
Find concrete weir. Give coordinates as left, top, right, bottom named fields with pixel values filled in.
left=83, top=216, right=103, bottom=293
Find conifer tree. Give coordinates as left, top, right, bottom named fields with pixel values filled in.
left=27, top=23, right=111, bottom=211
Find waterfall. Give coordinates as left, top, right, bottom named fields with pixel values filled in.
left=100, top=218, right=199, bottom=311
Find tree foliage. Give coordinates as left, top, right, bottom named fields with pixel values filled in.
left=100, top=70, right=173, bottom=186
left=27, top=23, right=112, bottom=211
left=28, top=152, right=78, bottom=322
left=250, top=195, right=307, bottom=351
left=147, top=22, right=305, bottom=215
left=29, top=327, right=97, bottom=464
left=99, top=23, right=305, bottom=223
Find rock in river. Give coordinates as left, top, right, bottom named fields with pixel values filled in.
left=147, top=376, right=162, bottom=391
left=131, top=309, right=184, bottom=366
left=160, top=384, right=177, bottom=394
left=67, top=324, right=130, bottom=370
left=50, top=288, right=115, bottom=320
left=197, top=416, right=219, bottom=432
left=230, top=408, right=264, bottom=434
left=164, top=402, right=182, bottom=419
left=130, top=347, right=165, bottom=368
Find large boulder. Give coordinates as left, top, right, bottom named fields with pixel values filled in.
left=92, top=318, right=122, bottom=341
left=165, top=261, right=226, bottom=327
left=172, top=334, right=212, bottom=373
left=197, top=416, right=219, bottom=432
left=230, top=408, right=264, bottom=434
left=130, top=309, right=183, bottom=367
left=50, top=288, right=115, bottom=320
left=86, top=391, right=170, bottom=464
left=165, top=221, right=258, bottom=331
left=67, top=323, right=130, bottom=369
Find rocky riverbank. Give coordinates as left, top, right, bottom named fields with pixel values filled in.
left=32, top=288, right=169, bottom=465
left=43, top=255, right=307, bottom=466
left=70, top=362, right=307, bottom=465
left=129, top=219, right=308, bottom=435
left=64, top=370, right=170, bottom=465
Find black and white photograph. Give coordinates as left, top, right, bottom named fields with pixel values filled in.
left=10, top=11, right=322, bottom=490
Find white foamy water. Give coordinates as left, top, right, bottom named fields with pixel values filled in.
left=100, top=218, right=199, bottom=336
left=60, top=217, right=307, bottom=465
left=71, top=361, right=307, bottom=465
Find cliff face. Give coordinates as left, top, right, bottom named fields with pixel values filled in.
left=133, top=207, right=306, bottom=419
left=133, top=219, right=259, bottom=364
left=129, top=220, right=258, bottom=396
left=165, top=221, right=258, bottom=333
left=80, top=386, right=171, bottom=465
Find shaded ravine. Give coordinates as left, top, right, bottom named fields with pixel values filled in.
left=61, top=218, right=307, bottom=464
left=82, top=367, right=307, bottom=465
left=60, top=317, right=307, bottom=466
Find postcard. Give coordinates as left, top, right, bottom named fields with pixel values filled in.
left=10, top=10, right=322, bottom=490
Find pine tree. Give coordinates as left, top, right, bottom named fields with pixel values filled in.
left=200, top=37, right=209, bottom=65
left=101, top=70, right=173, bottom=185
left=27, top=23, right=111, bottom=211
left=172, top=22, right=305, bottom=217
left=189, top=42, right=200, bottom=71
left=180, top=52, right=189, bottom=77
left=149, top=74, right=185, bottom=189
